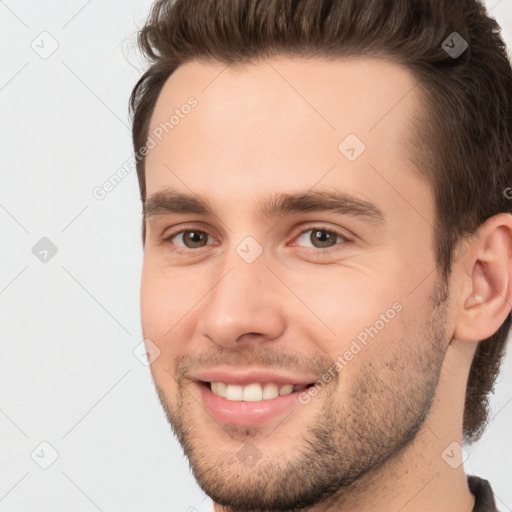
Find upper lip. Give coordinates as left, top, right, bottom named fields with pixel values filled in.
left=193, top=367, right=318, bottom=386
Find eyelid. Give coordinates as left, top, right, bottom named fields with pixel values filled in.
left=288, top=223, right=354, bottom=245
left=287, top=225, right=353, bottom=256
left=161, top=226, right=217, bottom=250
left=161, top=221, right=217, bottom=241
left=161, top=222, right=353, bottom=257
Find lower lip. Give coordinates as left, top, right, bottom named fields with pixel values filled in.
left=198, top=383, right=306, bottom=426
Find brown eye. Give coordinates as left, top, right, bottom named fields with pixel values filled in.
left=310, top=229, right=339, bottom=248
left=172, top=230, right=210, bottom=249
left=295, top=228, right=344, bottom=250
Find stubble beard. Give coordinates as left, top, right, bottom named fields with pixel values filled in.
left=154, top=280, right=450, bottom=511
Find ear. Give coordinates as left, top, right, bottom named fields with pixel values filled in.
left=453, top=213, right=512, bottom=342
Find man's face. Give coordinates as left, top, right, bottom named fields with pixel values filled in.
left=140, top=57, right=452, bottom=510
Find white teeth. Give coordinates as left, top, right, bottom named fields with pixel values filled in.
left=211, top=381, right=227, bottom=398
left=225, top=384, right=243, bottom=401
left=243, top=383, right=263, bottom=401
left=210, top=382, right=303, bottom=401
left=279, top=384, right=294, bottom=396
left=262, top=383, right=279, bottom=400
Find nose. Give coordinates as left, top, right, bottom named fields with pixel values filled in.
left=196, top=254, right=287, bottom=348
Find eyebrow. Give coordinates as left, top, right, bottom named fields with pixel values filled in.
left=144, top=188, right=385, bottom=224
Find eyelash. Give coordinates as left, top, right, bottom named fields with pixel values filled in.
left=161, top=225, right=352, bottom=257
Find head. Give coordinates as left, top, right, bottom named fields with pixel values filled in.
left=130, top=0, right=512, bottom=509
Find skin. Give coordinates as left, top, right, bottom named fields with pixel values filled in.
left=140, top=56, right=512, bottom=511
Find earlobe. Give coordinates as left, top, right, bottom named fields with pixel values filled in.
left=454, top=214, right=512, bottom=343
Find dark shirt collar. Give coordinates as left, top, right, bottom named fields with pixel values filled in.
left=468, top=475, right=498, bottom=512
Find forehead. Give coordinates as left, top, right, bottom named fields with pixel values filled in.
left=144, top=56, right=431, bottom=225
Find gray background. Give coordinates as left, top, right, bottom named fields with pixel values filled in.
left=1, top=1, right=511, bottom=510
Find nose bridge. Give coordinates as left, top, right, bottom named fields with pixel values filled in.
left=198, top=246, right=285, bottom=346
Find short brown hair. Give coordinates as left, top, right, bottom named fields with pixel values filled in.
left=129, top=0, right=512, bottom=443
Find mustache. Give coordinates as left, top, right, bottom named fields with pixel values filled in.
left=174, top=345, right=334, bottom=380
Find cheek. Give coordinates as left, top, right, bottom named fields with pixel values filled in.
left=140, top=260, right=209, bottom=371
left=140, top=263, right=166, bottom=338
left=285, top=269, right=414, bottom=386
left=291, top=269, right=402, bottom=341
left=140, top=263, right=178, bottom=368
left=141, top=261, right=196, bottom=334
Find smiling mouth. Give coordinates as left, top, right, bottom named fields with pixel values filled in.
left=206, top=381, right=314, bottom=401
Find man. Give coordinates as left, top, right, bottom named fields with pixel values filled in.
left=129, top=0, right=512, bottom=510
